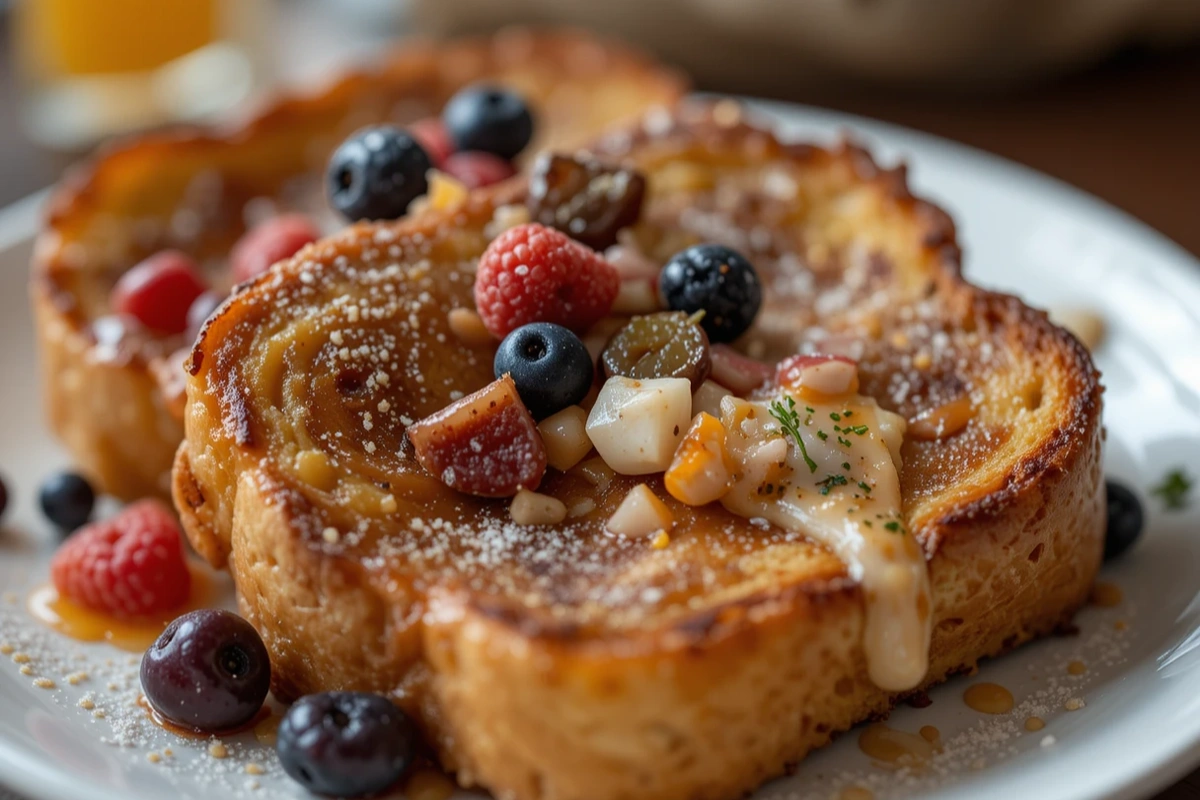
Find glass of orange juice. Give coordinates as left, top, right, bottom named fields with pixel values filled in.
left=13, top=0, right=273, bottom=150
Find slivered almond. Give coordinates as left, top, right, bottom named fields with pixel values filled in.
left=691, top=379, right=733, bottom=419
left=908, top=395, right=973, bottom=440
left=607, top=484, right=674, bottom=538
left=537, top=406, right=592, bottom=471
left=510, top=490, right=568, bottom=526
left=665, top=413, right=734, bottom=506
left=447, top=308, right=495, bottom=348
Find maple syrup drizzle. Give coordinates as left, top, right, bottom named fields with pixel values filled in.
left=918, top=725, right=940, bottom=744
left=857, top=723, right=935, bottom=767
left=27, top=562, right=220, bottom=652
left=963, top=682, right=1014, bottom=714
left=1089, top=582, right=1123, bottom=608
left=1067, top=660, right=1087, bottom=676
left=138, top=695, right=271, bottom=739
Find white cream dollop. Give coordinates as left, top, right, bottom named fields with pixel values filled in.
left=719, top=392, right=931, bottom=692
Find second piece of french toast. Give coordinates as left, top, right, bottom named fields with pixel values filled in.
left=32, top=28, right=686, bottom=501
left=174, top=103, right=1103, bottom=800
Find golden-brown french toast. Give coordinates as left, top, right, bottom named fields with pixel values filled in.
left=31, top=28, right=686, bottom=501
left=173, top=103, right=1104, bottom=800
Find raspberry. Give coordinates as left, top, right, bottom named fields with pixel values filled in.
left=231, top=214, right=320, bottom=284
left=51, top=500, right=191, bottom=618
left=111, top=250, right=207, bottom=334
left=474, top=223, right=619, bottom=338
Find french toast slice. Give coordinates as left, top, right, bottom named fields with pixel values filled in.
left=31, top=28, right=686, bottom=501
left=173, top=103, right=1103, bottom=800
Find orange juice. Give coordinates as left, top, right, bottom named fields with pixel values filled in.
left=20, top=0, right=217, bottom=78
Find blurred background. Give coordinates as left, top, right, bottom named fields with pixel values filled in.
left=0, top=0, right=1198, bottom=260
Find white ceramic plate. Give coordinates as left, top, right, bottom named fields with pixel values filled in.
left=1, top=99, right=1199, bottom=800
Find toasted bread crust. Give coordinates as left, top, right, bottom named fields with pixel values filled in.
left=31, top=28, right=687, bottom=500
left=173, top=106, right=1103, bottom=800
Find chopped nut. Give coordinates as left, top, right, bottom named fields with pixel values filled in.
left=691, top=380, right=733, bottom=419
left=79, top=698, right=95, bottom=710
left=567, top=498, right=596, bottom=518
left=19, top=665, right=33, bottom=676
left=611, top=280, right=660, bottom=315
left=209, top=742, right=229, bottom=759
left=586, top=376, right=692, bottom=475
left=380, top=494, right=398, bottom=514
left=574, top=457, right=615, bottom=491
left=12, top=652, right=30, bottom=664
left=447, top=307, right=495, bottom=348
left=607, top=484, right=675, bottom=538
left=1064, top=698, right=1086, bottom=711
left=1050, top=307, right=1105, bottom=351
left=245, top=763, right=265, bottom=775
left=510, top=490, right=568, bottom=526
left=537, top=406, right=593, bottom=471
left=321, top=527, right=340, bottom=544
left=33, top=677, right=55, bottom=689
left=651, top=530, right=671, bottom=549
left=665, top=413, right=735, bottom=506
left=147, top=752, right=162, bottom=764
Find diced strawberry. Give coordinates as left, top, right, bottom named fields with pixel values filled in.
left=775, top=354, right=859, bottom=396
left=474, top=223, right=619, bottom=338
left=230, top=214, right=320, bottom=284
left=406, top=375, right=547, bottom=497
left=50, top=500, right=191, bottom=619
left=111, top=251, right=207, bottom=335
left=709, top=344, right=773, bottom=395
left=409, top=117, right=455, bottom=167
left=441, top=151, right=516, bottom=189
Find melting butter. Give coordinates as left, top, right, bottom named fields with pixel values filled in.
left=719, top=393, right=932, bottom=691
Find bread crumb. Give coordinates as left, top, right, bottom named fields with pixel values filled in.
left=12, top=652, right=31, bottom=664
left=147, top=752, right=161, bottom=764
left=93, top=709, right=107, bottom=719
left=245, top=763, right=265, bottom=775
left=33, top=677, right=56, bottom=689
left=79, top=697, right=95, bottom=710
left=209, top=741, right=229, bottom=759
left=67, top=671, right=89, bottom=685
left=19, top=665, right=34, bottom=676
left=1064, top=698, right=1085, bottom=711
left=380, top=494, right=398, bottom=514
left=0, top=643, right=13, bottom=655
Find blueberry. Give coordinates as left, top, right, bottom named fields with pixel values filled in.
left=277, top=692, right=417, bottom=798
left=442, top=85, right=534, bottom=161
left=0, top=474, right=8, bottom=521
left=141, top=609, right=271, bottom=732
left=658, top=244, right=763, bottom=343
left=494, top=323, right=593, bottom=419
left=327, top=125, right=433, bottom=222
left=38, top=471, right=95, bottom=533
left=1104, top=479, right=1144, bottom=561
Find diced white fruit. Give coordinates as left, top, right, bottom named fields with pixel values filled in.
left=691, top=380, right=733, bottom=419
left=585, top=376, right=692, bottom=475
left=664, top=413, right=733, bottom=506
left=607, top=484, right=674, bottom=538
left=510, top=489, right=568, bottom=526
left=537, top=406, right=593, bottom=471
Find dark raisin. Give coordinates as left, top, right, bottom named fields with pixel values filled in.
left=1104, top=480, right=1143, bottom=561
left=526, top=154, right=646, bottom=251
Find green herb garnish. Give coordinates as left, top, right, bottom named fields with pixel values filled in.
left=769, top=397, right=817, bottom=473
left=830, top=411, right=842, bottom=421
left=858, top=481, right=872, bottom=493
left=816, top=430, right=828, bottom=441
left=817, top=474, right=849, bottom=495
left=884, top=520, right=904, bottom=533
left=849, top=425, right=869, bottom=435
left=1153, top=469, right=1193, bottom=511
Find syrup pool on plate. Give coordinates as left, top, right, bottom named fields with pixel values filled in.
left=27, top=561, right=221, bottom=652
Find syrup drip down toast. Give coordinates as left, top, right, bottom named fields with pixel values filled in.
left=173, top=103, right=1104, bottom=800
